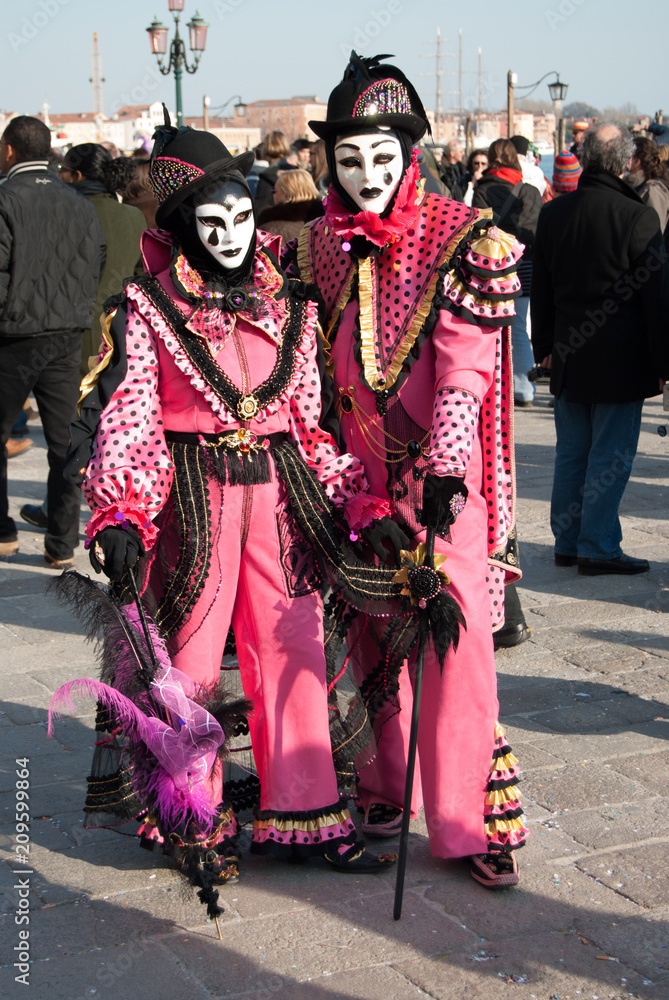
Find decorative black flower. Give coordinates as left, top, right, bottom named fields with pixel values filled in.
left=224, top=288, right=250, bottom=312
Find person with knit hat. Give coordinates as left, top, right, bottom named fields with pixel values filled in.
left=287, top=53, right=529, bottom=888
left=552, top=149, right=582, bottom=195
left=65, top=110, right=410, bottom=882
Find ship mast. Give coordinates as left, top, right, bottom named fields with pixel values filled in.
left=90, top=32, right=105, bottom=139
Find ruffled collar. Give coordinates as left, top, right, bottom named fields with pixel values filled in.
left=172, top=246, right=284, bottom=312
left=171, top=244, right=288, bottom=350
left=323, top=150, right=425, bottom=250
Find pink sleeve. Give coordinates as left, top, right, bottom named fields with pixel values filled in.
left=83, top=302, right=174, bottom=550
left=288, top=319, right=389, bottom=527
left=427, top=387, right=480, bottom=477
left=426, top=309, right=498, bottom=478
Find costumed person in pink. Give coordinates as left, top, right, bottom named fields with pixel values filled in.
left=68, top=118, right=406, bottom=881
left=287, top=53, right=530, bottom=887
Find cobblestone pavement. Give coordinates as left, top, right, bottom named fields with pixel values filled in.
left=1, top=385, right=667, bottom=1000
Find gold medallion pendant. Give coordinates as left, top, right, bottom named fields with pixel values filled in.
left=237, top=394, right=260, bottom=420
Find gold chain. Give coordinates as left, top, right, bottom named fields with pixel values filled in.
left=337, top=388, right=430, bottom=465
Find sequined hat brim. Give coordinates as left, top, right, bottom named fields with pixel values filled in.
left=308, top=112, right=427, bottom=143
left=155, top=149, right=255, bottom=229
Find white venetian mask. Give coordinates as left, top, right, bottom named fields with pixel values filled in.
left=194, top=181, right=254, bottom=270
left=334, top=131, right=403, bottom=214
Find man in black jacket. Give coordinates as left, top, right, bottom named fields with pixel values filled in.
left=0, top=117, right=105, bottom=567
left=531, top=123, right=669, bottom=576
left=439, top=140, right=465, bottom=199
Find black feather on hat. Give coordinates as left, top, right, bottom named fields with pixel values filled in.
left=149, top=105, right=255, bottom=228
left=309, top=52, right=429, bottom=143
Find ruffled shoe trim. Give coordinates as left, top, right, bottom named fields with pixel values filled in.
left=250, top=800, right=358, bottom=858
left=483, top=722, right=529, bottom=852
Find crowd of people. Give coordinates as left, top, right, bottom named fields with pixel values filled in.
left=2, top=53, right=668, bottom=907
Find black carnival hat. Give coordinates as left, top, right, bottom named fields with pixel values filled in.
left=309, top=52, right=429, bottom=143
left=149, top=106, right=255, bottom=227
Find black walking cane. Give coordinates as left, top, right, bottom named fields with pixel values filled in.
left=393, top=524, right=436, bottom=921
left=126, top=565, right=161, bottom=677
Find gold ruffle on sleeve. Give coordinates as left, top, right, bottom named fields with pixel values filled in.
left=77, top=308, right=116, bottom=414
left=296, top=223, right=314, bottom=283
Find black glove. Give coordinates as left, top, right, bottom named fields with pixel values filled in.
left=419, top=474, right=469, bottom=533
left=361, top=516, right=411, bottom=563
left=89, top=526, right=143, bottom=582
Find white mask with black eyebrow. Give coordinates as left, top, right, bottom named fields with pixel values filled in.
left=334, top=131, right=403, bottom=214
left=194, top=181, right=254, bottom=270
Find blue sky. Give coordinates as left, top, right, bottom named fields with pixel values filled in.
left=1, top=0, right=663, bottom=119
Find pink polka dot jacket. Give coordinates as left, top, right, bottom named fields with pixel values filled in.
left=293, top=193, right=524, bottom=573
left=81, top=229, right=389, bottom=551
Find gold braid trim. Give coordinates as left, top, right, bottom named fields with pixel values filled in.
left=357, top=256, right=378, bottom=385
left=296, top=222, right=314, bottom=283
left=357, top=210, right=491, bottom=393
left=86, top=777, right=134, bottom=796
left=254, top=808, right=352, bottom=834
left=320, top=267, right=356, bottom=378
left=77, top=308, right=116, bottom=414
left=298, top=223, right=355, bottom=377
left=85, top=791, right=137, bottom=810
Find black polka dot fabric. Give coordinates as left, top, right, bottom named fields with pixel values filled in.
left=427, top=387, right=480, bottom=477
left=84, top=290, right=370, bottom=548
left=307, top=195, right=480, bottom=366
left=83, top=305, right=172, bottom=548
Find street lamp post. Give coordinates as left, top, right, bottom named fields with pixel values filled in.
left=209, top=95, right=247, bottom=119
left=548, top=75, right=569, bottom=154
left=146, top=1, right=209, bottom=128
left=509, top=71, right=568, bottom=153
left=507, top=70, right=517, bottom=137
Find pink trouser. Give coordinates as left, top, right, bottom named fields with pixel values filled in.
left=353, top=505, right=499, bottom=860
left=163, top=471, right=356, bottom=852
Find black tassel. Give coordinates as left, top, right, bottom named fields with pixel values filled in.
left=197, top=689, right=252, bottom=748
left=426, top=590, right=466, bottom=669
left=46, top=571, right=158, bottom=693
left=226, top=449, right=271, bottom=486
left=206, top=447, right=228, bottom=485
left=196, top=879, right=223, bottom=921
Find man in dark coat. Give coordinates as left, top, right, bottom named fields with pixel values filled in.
left=439, top=140, right=465, bottom=199
left=0, top=116, right=105, bottom=567
left=531, top=122, right=669, bottom=576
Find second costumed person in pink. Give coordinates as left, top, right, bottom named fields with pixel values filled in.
left=72, top=119, right=402, bottom=878
left=289, top=53, right=531, bottom=887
